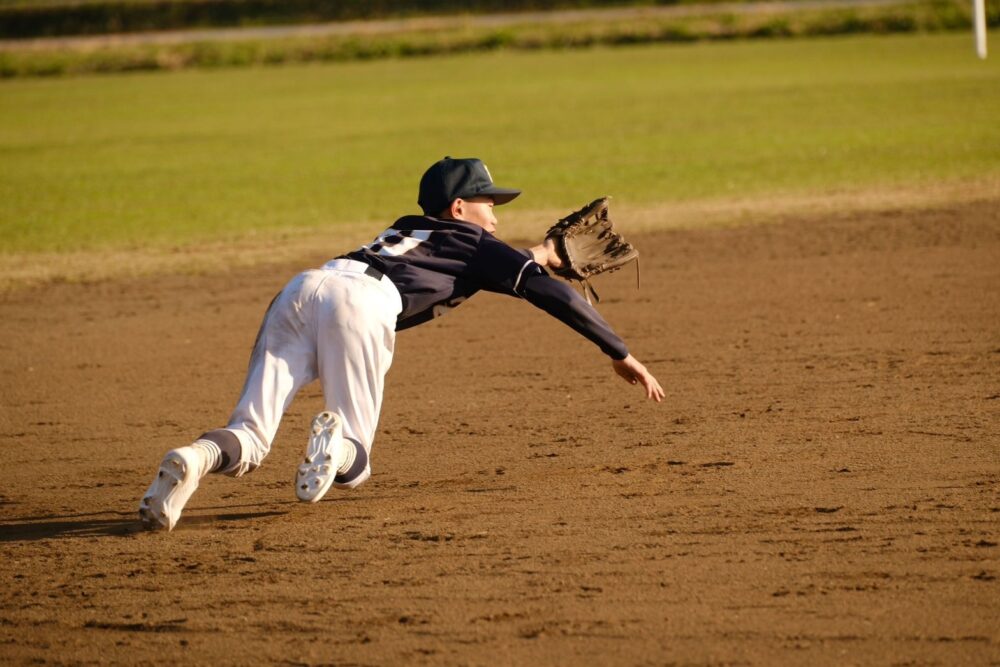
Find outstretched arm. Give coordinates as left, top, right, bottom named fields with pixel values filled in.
left=487, top=236, right=662, bottom=401
left=518, top=272, right=663, bottom=402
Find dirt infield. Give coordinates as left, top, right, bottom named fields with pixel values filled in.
left=1, top=198, right=998, bottom=665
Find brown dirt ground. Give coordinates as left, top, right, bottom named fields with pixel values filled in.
left=1, top=198, right=998, bottom=665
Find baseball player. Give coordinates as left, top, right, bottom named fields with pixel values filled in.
left=139, top=157, right=664, bottom=531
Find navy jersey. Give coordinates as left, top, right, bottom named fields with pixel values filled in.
left=342, top=215, right=628, bottom=359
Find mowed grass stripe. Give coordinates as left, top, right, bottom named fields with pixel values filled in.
left=1, top=31, right=998, bottom=254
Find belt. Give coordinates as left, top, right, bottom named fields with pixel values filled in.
left=324, top=257, right=385, bottom=281
left=321, top=257, right=402, bottom=315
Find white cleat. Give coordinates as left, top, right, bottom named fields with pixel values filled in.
left=296, top=411, right=346, bottom=503
left=139, top=447, right=203, bottom=531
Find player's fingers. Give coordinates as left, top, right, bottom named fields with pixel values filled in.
left=646, top=377, right=664, bottom=402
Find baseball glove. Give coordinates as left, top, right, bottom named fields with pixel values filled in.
left=545, top=197, right=638, bottom=304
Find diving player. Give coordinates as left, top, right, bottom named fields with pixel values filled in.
left=139, top=157, right=664, bottom=531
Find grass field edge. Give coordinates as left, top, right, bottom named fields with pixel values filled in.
left=2, top=176, right=997, bottom=294
left=2, top=0, right=997, bottom=78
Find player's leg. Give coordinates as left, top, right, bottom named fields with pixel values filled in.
left=296, top=269, right=400, bottom=501
left=220, top=276, right=319, bottom=477
left=139, top=272, right=320, bottom=530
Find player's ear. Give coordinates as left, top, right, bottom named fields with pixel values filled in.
left=446, top=198, right=464, bottom=221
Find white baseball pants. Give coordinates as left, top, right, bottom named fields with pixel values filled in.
left=221, top=259, right=402, bottom=481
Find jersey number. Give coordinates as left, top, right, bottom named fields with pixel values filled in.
left=365, top=229, right=433, bottom=257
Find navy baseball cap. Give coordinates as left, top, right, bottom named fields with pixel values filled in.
left=418, top=156, right=521, bottom=216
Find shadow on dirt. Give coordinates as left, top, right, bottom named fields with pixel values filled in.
left=0, top=508, right=289, bottom=541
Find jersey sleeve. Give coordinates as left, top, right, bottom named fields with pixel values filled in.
left=467, top=232, right=628, bottom=359
left=470, top=233, right=543, bottom=295
left=519, top=272, right=629, bottom=360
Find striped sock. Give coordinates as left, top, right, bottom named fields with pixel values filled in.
left=191, top=440, right=222, bottom=475
left=337, top=440, right=357, bottom=475
left=334, top=440, right=368, bottom=486
left=193, top=429, right=242, bottom=474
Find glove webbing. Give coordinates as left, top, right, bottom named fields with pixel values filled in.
left=575, top=256, right=639, bottom=306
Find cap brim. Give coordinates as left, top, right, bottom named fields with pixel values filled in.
left=479, top=186, right=521, bottom=206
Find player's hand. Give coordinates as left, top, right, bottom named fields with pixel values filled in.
left=543, top=237, right=564, bottom=270
left=612, top=354, right=664, bottom=402
left=527, top=238, right=564, bottom=270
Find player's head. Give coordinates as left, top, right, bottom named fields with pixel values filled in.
left=418, top=157, right=521, bottom=231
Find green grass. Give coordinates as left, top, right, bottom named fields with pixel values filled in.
left=1, top=31, right=998, bottom=253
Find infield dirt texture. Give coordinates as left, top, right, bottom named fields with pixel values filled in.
left=1, top=197, right=998, bottom=664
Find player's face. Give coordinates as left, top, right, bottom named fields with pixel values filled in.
left=456, top=196, right=498, bottom=233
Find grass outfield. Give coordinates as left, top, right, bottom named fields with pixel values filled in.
left=1, top=31, right=998, bottom=255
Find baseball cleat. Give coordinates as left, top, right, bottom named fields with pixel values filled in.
left=139, top=446, right=204, bottom=531
left=296, top=411, right=346, bottom=503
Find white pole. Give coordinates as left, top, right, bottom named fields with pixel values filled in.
left=974, top=0, right=987, bottom=59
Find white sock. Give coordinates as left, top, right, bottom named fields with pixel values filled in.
left=337, top=440, right=357, bottom=475
left=191, top=440, right=222, bottom=477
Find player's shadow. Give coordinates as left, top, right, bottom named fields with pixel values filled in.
left=0, top=506, right=291, bottom=542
